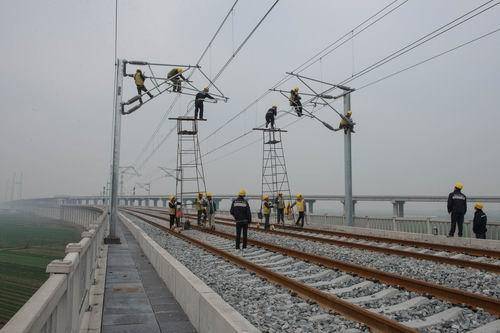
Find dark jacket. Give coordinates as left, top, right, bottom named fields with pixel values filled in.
left=195, top=91, right=214, bottom=104
left=230, top=196, right=252, bottom=223
left=266, top=108, right=277, bottom=119
left=447, top=190, right=467, bottom=215
left=290, top=90, right=301, bottom=104
left=472, top=209, right=487, bottom=234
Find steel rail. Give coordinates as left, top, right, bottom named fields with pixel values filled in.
left=123, top=209, right=417, bottom=333
left=125, top=208, right=500, bottom=316
left=205, top=218, right=500, bottom=274
left=128, top=207, right=500, bottom=270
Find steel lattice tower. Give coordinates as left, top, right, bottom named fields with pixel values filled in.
left=254, top=128, right=293, bottom=220
left=170, top=117, right=207, bottom=223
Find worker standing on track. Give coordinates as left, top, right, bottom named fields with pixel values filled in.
left=289, top=87, right=302, bottom=117
left=230, top=189, right=252, bottom=250
left=134, top=69, right=153, bottom=104
left=473, top=202, right=487, bottom=239
left=447, top=182, right=467, bottom=237
left=275, top=192, right=285, bottom=225
left=167, top=67, right=187, bottom=92
left=206, top=192, right=217, bottom=229
left=262, top=195, right=273, bottom=231
left=168, top=195, right=178, bottom=229
left=265, top=105, right=278, bottom=129
left=291, top=194, right=306, bottom=227
left=194, top=87, right=215, bottom=120
left=194, top=192, right=206, bottom=226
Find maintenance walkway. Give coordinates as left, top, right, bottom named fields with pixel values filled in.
left=102, top=221, right=195, bottom=333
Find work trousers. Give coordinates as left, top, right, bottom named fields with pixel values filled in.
left=169, top=214, right=177, bottom=228
left=195, top=101, right=204, bottom=119
left=136, top=85, right=152, bottom=102
left=475, top=233, right=486, bottom=239
left=264, top=214, right=270, bottom=230
left=265, top=115, right=275, bottom=129
left=292, top=101, right=302, bottom=116
left=197, top=210, right=203, bottom=225
left=296, top=212, right=305, bottom=227
left=276, top=208, right=285, bottom=224
left=448, top=212, right=464, bottom=237
left=171, top=78, right=181, bottom=92
left=235, top=221, right=248, bottom=249
left=207, top=213, right=214, bottom=228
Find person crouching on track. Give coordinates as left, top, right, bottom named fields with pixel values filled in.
left=473, top=202, right=487, bottom=239
left=265, top=105, right=278, bottom=129
left=195, top=87, right=215, bottom=120
left=291, top=193, right=306, bottom=227
left=262, top=195, right=274, bottom=231
left=134, top=69, right=153, bottom=104
left=275, top=192, right=285, bottom=225
left=194, top=192, right=206, bottom=226
left=447, top=182, right=467, bottom=237
left=168, top=195, right=179, bottom=229
left=206, top=192, right=217, bottom=229
left=230, top=189, right=252, bottom=250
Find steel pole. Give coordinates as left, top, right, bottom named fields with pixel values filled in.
left=106, top=58, right=124, bottom=244
left=344, top=93, right=353, bottom=226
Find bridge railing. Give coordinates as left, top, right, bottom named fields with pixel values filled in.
left=212, top=210, right=500, bottom=240
left=1, top=206, right=108, bottom=333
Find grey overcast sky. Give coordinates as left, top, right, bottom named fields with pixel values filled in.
left=1, top=0, right=499, bottom=201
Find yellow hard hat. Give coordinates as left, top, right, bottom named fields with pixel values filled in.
left=262, top=194, right=269, bottom=200
left=238, top=189, right=247, bottom=196
left=206, top=192, right=213, bottom=197
left=296, top=193, right=302, bottom=199
left=293, top=87, right=299, bottom=92
left=454, top=182, right=464, bottom=190
left=346, top=111, right=352, bottom=117
left=474, top=202, right=484, bottom=210
left=169, top=195, right=175, bottom=200
left=177, top=67, right=184, bottom=73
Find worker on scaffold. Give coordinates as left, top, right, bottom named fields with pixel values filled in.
left=195, top=87, right=215, bottom=120
left=262, top=195, right=274, bottom=231
left=134, top=69, right=153, bottom=104
left=334, top=111, right=355, bottom=133
left=265, top=105, right=278, bottom=129
left=230, top=189, right=252, bottom=250
left=194, top=192, right=206, bottom=226
left=289, top=87, right=302, bottom=117
left=291, top=193, right=306, bottom=227
left=167, top=67, right=187, bottom=92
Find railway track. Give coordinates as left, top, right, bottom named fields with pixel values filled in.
left=128, top=207, right=500, bottom=274
left=123, top=208, right=500, bottom=332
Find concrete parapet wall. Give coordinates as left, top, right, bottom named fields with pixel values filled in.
left=120, top=213, right=260, bottom=333
left=1, top=207, right=108, bottom=333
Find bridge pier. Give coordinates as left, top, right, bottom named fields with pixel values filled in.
left=305, top=199, right=316, bottom=213
left=161, top=198, right=167, bottom=207
left=342, top=200, right=356, bottom=217
left=213, top=198, right=222, bottom=210
left=152, top=199, right=158, bottom=207
left=392, top=200, right=405, bottom=217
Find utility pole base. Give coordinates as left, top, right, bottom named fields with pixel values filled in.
left=104, top=236, right=121, bottom=244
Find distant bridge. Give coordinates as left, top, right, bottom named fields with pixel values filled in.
left=45, top=194, right=500, bottom=217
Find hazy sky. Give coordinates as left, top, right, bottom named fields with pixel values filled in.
left=1, top=0, right=499, bottom=202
